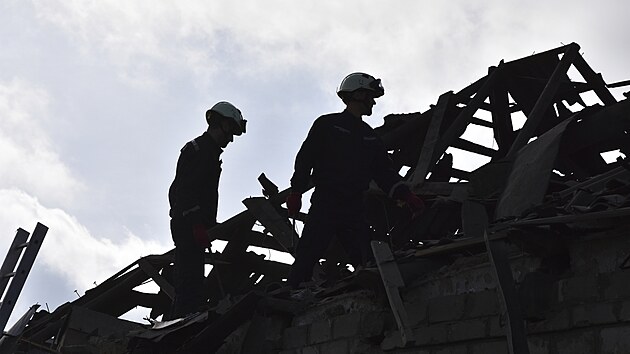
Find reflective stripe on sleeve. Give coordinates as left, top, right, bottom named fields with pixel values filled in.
left=182, top=205, right=201, bottom=216
left=190, top=138, right=200, bottom=151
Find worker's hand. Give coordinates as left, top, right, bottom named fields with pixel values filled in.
left=286, top=192, right=302, bottom=217
left=403, top=191, right=425, bottom=216
left=192, top=223, right=209, bottom=248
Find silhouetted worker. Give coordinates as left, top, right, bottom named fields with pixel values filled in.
left=168, top=101, right=246, bottom=318
left=286, top=72, right=424, bottom=289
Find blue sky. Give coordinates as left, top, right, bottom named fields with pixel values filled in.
left=1, top=1, right=629, bottom=325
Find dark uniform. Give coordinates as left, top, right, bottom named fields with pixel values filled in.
left=169, top=131, right=222, bottom=317
left=288, top=109, right=409, bottom=287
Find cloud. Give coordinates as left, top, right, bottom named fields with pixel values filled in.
left=32, top=1, right=630, bottom=113
left=0, top=75, right=171, bottom=322
left=0, top=78, right=85, bottom=208
left=19, top=0, right=630, bottom=223
left=0, top=189, right=171, bottom=321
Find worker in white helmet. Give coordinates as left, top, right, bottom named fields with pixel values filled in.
left=286, top=73, right=425, bottom=289
left=168, top=101, right=246, bottom=318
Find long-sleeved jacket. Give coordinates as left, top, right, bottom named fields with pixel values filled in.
left=169, top=132, right=222, bottom=227
left=291, top=109, right=406, bottom=208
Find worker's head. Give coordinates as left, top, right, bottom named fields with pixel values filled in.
left=206, top=101, right=246, bottom=148
left=337, top=72, right=384, bottom=117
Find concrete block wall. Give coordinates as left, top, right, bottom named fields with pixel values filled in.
left=282, top=308, right=386, bottom=353
left=277, top=231, right=630, bottom=353
left=519, top=231, right=630, bottom=354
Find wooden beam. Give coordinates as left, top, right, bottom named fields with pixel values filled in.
left=429, top=64, right=502, bottom=180
left=0, top=223, right=48, bottom=333
left=371, top=241, right=413, bottom=346
left=451, top=138, right=497, bottom=157
left=470, top=116, right=494, bottom=128
left=478, top=102, right=521, bottom=114
left=464, top=201, right=530, bottom=354
left=557, top=165, right=630, bottom=200
left=454, top=76, right=486, bottom=102
left=409, top=91, right=453, bottom=185
left=485, top=232, right=530, bottom=354
left=511, top=207, right=630, bottom=226
left=217, top=230, right=289, bottom=254
left=0, top=228, right=29, bottom=299
left=489, top=64, right=515, bottom=156
left=506, top=43, right=580, bottom=159
left=137, top=258, right=175, bottom=300
left=449, top=167, right=471, bottom=181
left=572, top=52, right=617, bottom=106
left=414, top=232, right=507, bottom=257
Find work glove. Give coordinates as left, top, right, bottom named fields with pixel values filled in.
left=192, top=223, right=210, bottom=248
left=402, top=191, right=426, bottom=216
left=286, top=192, right=302, bottom=217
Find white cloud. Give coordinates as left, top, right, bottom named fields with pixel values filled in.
left=31, top=1, right=630, bottom=113
left=0, top=78, right=85, bottom=208
left=0, top=74, right=171, bottom=322
left=0, top=189, right=171, bottom=322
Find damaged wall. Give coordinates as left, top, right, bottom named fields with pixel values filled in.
left=278, top=225, right=630, bottom=353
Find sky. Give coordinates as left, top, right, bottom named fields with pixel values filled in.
left=1, top=1, right=629, bottom=326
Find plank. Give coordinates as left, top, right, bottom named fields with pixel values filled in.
left=511, top=207, right=630, bottom=226
left=410, top=91, right=453, bottom=185
left=464, top=201, right=530, bottom=354
left=137, top=258, right=175, bottom=300
left=371, top=241, right=413, bottom=346
left=0, top=223, right=48, bottom=333
left=506, top=43, right=580, bottom=159
left=451, top=138, right=498, bottom=157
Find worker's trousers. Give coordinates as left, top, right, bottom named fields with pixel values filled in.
left=287, top=204, right=370, bottom=288
left=170, top=217, right=205, bottom=318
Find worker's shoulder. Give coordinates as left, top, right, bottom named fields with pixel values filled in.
left=313, top=112, right=342, bottom=125
left=358, top=119, right=376, bottom=131
left=357, top=120, right=379, bottom=137
left=181, top=132, right=217, bottom=154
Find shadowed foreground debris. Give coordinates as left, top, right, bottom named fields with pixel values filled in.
left=2, top=42, right=630, bottom=353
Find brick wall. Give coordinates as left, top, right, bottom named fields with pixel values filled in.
left=220, top=230, right=630, bottom=353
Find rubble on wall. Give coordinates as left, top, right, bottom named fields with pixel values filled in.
left=2, top=42, right=630, bottom=353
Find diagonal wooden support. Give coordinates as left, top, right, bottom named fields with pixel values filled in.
left=371, top=240, right=413, bottom=346
left=485, top=234, right=530, bottom=354
left=0, top=223, right=48, bottom=334
left=434, top=64, right=502, bottom=161
left=489, top=65, right=515, bottom=158
left=463, top=201, right=530, bottom=354
left=137, top=258, right=175, bottom=301
left=572, top=52, right=617, bottom=106
left=410, top=91, right=453, bottom=185
left=506, top=43, right=580, bottom=159
left=0, top=229, right=29, bottom=300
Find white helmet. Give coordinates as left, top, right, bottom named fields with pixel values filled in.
left=337, top=72, right=384, bottom=99
left=206, top=101, right=246, bottom=135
